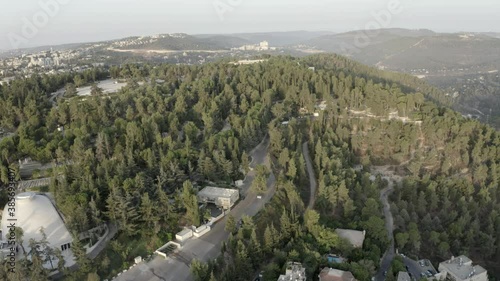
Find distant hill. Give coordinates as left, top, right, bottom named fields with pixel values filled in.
left=299, top=28, right=500, bottom=129
left=197, top=31, right=336, bottom=46
left=113, top=34, right=248, bottom=50
left=482, top=32, right=500, bottom=39
left=302, top=29, right=500, bottom=71
left=116, top=31, right=338, bottom=51
left=305, top=28, right=435, bottom=51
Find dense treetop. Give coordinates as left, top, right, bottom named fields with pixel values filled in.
left=0, top=54, right=498, bottom=280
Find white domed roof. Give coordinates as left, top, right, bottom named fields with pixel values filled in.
left=1, top=193, right=75, bottom=267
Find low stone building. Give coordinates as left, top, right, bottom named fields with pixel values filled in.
left=437, top=256, right=487, bottom=281
left=197, top=186, right=239, bottom=209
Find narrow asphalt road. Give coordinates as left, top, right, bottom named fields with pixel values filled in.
left=115, top=136, right=276, bottom=281
left=302, top=142, right=317, bottom=210
left=374, top=179, right=396, bottom=281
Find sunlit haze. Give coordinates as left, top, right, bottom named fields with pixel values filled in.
left=1, top=0, right=499, bottom=49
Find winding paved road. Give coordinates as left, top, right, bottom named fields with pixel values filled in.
left=374, top=179, right=396, bottom=281
left=115, top=136, right=276, bottom=281
left=302, top=142, right=317, bottom=210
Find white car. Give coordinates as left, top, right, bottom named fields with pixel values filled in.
left=257, top=195, right=262, bottom=199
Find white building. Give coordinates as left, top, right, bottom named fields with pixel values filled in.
left=193, top=225, right=211, bottom=238
left=232, top=41, right=273, bottom=52
left=0, top=192, right=75, bottom=268
left=175, top=229, right=193, bottom=243
left=260, top=41, right=269, bottom=50
left=437, top=256, right=488, bottom=281
left=278, top=262, right=306, bottom=281
left=197, top=186, right=239, bottom=209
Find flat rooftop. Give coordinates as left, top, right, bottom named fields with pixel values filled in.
left=278, top=262, right=306, bottom=281
left=440, top=256, right=487, bottom=280
left=335, top=229, right=366, bottom=248
left=397, top=272, right=411, bottom=281
left=198, top=186, right=239, bottom=198
left=177, top=229, right=192, bottom=236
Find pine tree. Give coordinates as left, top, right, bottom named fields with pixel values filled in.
left=72, top=233, right=91, bottom=274
left=140, top=193, right=157, bottom=230
left=241, top=151, right=250, bottom=173
left=209, top=271, right=218, bottom=281
left=263, top=224, right=274, bottom=254
left=225, top=215, right=237, bottom=234
left=280, top=209, right=291, bottom=239
left=286, top=158, right=297, bottom=179
left=28, top=239, right=50, bottom=281
left=249, top=229, right=262, bottom=267
left=270, top=222, right=280, bottom=247
left=235, top=241, right=252, bottom=279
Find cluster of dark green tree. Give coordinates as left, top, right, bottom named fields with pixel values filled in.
left=0, top=227, right=91, bottom=281
left=302, top=56, right=500, bottom=277
left=0, top=59, right=283, bottom=279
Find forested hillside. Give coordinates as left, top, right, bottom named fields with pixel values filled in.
left=0, top=54, right=498, bottom=280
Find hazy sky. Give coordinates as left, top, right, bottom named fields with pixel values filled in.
left=1, top=0, right=499, bottom=50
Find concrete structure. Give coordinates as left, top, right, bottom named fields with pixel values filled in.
left=319, top=268, right=357, bottom=281
left=175, top=229, right=193, bottom=242
left=316, top=100, right=328, bottom=111
left=0, top=192, right=75, bottom=268
left=193, top=225, right=211, bottom=238
left=278, top=262, right=306, bottom=281
left=260, top=41, right=269, bottom=50
left=397, top=272, right=411, bottom=281
left=197, top=186, right=239, bottom=209
left=155, top=241, right=181, bottom=259
left=232, top=41, right=272, bottom=52
left=232, top=59, right=267, bottom=65
left=134, top=256, right=143, bottom=264
left=437, top=256, right=487, bottom=281
left=335, top=229, right=366, bottom=248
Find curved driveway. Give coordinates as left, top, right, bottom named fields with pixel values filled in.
left=374, top=179, right=396, bottom=281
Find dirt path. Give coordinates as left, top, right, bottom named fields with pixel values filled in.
left=374, top=179, right=396, bottom=281
left=302, top=142, right=317, bottom=210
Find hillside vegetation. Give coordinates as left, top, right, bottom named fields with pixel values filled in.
left=0, top=54, right=499, bottom=280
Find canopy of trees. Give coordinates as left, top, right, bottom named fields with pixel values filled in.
left=0, top=54, right=498, bottom=280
